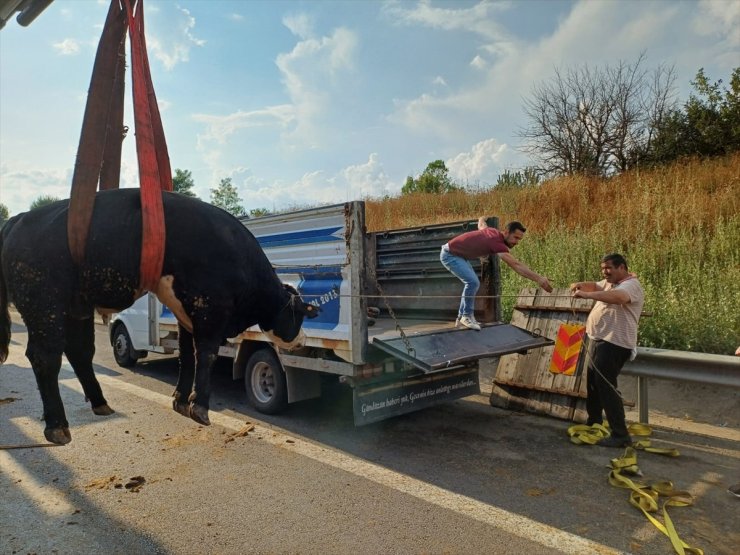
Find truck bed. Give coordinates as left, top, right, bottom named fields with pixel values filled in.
left=368, top=317, right=456, bottom=341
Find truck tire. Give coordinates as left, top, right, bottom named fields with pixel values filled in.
left=112, top=324, right=140, bottom=368
left=245, top=348, right=288, bottom=414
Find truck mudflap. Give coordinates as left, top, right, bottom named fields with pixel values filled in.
left=371, top=323, right=553, bottom=373
left=354, top=368, right=480, bottom=426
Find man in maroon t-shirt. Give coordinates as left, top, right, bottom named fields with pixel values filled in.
left=440, top=218, right=553, bottom=330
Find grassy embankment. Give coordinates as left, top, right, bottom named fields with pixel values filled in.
left=365, top=154, right=739, bottom=354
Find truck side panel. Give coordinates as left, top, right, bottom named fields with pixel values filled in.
left=240, top=203, right=366, bottom=364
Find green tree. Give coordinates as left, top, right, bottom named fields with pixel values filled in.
left=401, top=160, right=459, bottom=194
left=649, top=67, right=740, bottom=162
left=210, top=177, right=246, bottom=217
left=30, top=195, right=60, bottom=210
left=172, top=168, right=198, bottom=198
left=249, top=208, right=270, bottom=217
left=0, top=203, right=9, bottom=227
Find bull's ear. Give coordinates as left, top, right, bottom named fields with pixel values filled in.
left=302, top=302, right=321, bottom=319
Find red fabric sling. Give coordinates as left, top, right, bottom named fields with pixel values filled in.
left=67, top=0, right=172, bottom=294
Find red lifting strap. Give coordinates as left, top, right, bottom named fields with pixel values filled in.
left=67, top=0, right=127, bottom=264
left=122, top=0, right=172, bottom=292
left=67, top=0, right=172, bottom=294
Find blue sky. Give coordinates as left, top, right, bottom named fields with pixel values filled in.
left=1, top=0, right=738, bottom=216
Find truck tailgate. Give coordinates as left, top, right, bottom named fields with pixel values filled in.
left=371, top=322, right=552, bottom=372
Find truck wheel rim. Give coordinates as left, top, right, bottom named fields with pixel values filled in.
left=251, top=362, right=275, bottom=404
left=115, top=334, right=129, bottom=358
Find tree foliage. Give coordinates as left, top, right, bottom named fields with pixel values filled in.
left=648, top=68, right=740, bottom=163
left=249, top=208, right=270, bottom=217
left=519, top=53, right=676, bottom=177
left=30, top=195, right=60, bottom=211
left=0, top=203, right=9, bottom=227
left=210, top=177, right=246, bottom=217
left=401, top=160, right=459, bottom=194
left=172, top=168, right=198, bottom=198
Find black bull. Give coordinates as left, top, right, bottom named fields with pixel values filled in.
left=0, top=189, right=318, bottom=444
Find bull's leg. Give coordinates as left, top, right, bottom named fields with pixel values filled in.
left=64, top=316, right=114, bottom=416
left=26, top=329, right=71, bottom=445
left=188, top=336, right=220, bottom=426
left=172, top=323, right=195, bottom=418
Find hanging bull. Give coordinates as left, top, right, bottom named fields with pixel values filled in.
left=0, top=189, right=318, bottom=444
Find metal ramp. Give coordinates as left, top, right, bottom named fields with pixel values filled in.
left=371, top=322, right=553, bottom=373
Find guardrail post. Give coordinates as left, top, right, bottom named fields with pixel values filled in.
left=636, top=376, right=649, bottom=424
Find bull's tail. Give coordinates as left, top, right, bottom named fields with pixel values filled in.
left=0, top=224, right=10, bottom=364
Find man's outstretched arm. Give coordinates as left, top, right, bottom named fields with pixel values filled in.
left=498, top=252, right=553, bottom=292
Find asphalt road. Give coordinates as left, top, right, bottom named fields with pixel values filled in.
left=1, top=313, right=738, bottom=555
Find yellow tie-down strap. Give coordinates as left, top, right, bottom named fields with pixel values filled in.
left=567, top=423, right=702, bottom=555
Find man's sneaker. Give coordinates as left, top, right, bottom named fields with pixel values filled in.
left=598, top=435, right=632, bottom=448
left=455, top=316, right=482, bottom=327
left=458, top=315, right=481, bottom=331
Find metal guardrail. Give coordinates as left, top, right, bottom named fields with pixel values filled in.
left=623, top=347, right=740, bottom=423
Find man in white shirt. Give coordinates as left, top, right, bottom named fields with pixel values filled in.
left=571, top=253, right=644, bottom=447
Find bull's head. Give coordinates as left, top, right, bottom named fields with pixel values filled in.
left=263, top=283, right=320, bottom=350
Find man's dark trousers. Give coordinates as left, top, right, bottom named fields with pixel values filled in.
left=585, top=337, right=631, bottom=439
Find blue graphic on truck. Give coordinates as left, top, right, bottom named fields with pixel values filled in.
left=277, top=265, right=342, bottom=330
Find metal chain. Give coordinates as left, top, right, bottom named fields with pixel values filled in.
left=368, top=265, right=415, bottom=358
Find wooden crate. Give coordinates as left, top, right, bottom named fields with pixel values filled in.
left=490, top=288, right=593, bottom=422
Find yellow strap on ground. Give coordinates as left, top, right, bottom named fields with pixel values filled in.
left=567, top=423, right=610, bottom=445
left=568, top=422, right=702, bottom=555
left=633, top=438, right=681, bottom=456
left=609, top=448, right=702, bottom=555
left=609, top=446, right=641, bottom=475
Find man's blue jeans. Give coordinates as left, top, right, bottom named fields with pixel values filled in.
left=440, top=245, right=479, bottom=317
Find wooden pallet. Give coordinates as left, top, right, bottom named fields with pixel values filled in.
left=490, top=288, right=593, bottom=422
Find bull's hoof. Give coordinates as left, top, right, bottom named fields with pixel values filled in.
left=189, top=403, right=210, bottom=426
left=45, top=427, right=72, bottom=445
left=172, top=400, right=190, bottom=418
left=92, top=403, right=115, bottom=416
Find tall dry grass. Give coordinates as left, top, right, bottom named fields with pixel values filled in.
left=366, top=154, right=740, bottom=353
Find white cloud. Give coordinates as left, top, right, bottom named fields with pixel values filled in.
left=388, top=0, right=734, bottom=146
left=339, top=153, right=395, bottom=199
left=193, top=105, right=295, bottom=144
left=696, top=0, right=740, bottom=47
left=389, top=92, right=463, bottom=138
left=228, top=154, right=395, bottom=212
left=432, top=75, right=447, bottom=86
left=283, top=13, right=315, bottom=40
left=229, top=13, right=245, bottom=22
left=190, top=17, right=358, bottom=185
left=383, top=0, right=517, bottom=60
left=53, top=38, right=81, bottom=55
left=147, top=5, right=206, bottom=70
left=383, top=0, right=510, bottom=39
left=0, top=166, right=70, bottom=215
left=275, top=25, right=358, bottom=146
left=470, top=55, right=486, bottom=70
left=446, top=139, right=511, bottom=186
left=238, top=169, right=335, bottom=211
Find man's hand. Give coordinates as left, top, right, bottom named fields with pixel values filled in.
left=571, top=281, right=598, bottom=294
left=477, top=217, right=488, bottom=230
left=539, top=276, right=553, bottom=293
